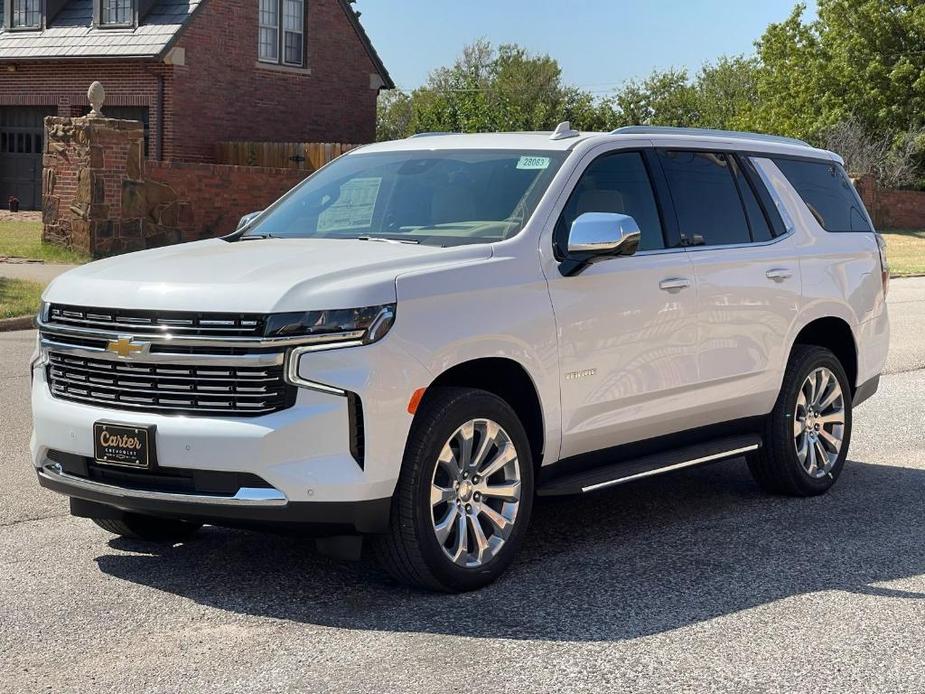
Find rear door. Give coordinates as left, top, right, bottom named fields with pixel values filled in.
left=655, top=149, right=802, bottom=422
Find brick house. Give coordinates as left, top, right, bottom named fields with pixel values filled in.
left=0, top=0, right=393, bottom=208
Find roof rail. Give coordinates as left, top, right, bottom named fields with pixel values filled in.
left=609, top=126, right=811, bottom=148
left=409, top=131, right=454, bottom=138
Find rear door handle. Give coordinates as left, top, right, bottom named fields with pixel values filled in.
left=659, top=277, right=692, bottom=292
left=765, top=268, right=793, bottom=282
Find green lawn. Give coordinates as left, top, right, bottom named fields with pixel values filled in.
left=0, top=220, right=91, bottom=264
left=0, top=278, right=43, bottom=319
left=881, top=229, right=925, bottom=278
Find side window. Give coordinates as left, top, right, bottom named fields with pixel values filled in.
left=732, top=157, right=773, bottom=242
left=555, top=151, right=665, bottom=256
left=770, top=158, right=872, bottom=232
left=657, top=150, right=751, bottom=246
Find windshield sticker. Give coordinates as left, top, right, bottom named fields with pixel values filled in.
left=317, top=177, right=382, bottom=232
left=516, top=156, right=551, bottom=170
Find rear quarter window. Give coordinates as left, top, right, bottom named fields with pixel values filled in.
left=770, top=158, right=872, bottom=232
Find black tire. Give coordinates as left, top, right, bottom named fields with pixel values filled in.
left=375, top=387, right=535, bottom=592
left=92, top=514, right=202, bottom=542
left=747, top=345, right=853, bottom=496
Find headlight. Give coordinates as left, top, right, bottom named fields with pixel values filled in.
left=266, top=304, right=396, bottom=346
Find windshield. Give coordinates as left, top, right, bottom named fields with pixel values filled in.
left=242, top=149, right=567, bottom=246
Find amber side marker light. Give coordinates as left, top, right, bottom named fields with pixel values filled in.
left=407, top=387, right=427, bottom=414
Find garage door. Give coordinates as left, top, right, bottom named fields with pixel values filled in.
left=0, top=107, right=56, bottom=210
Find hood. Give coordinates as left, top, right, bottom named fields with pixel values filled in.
left=44, top=238, right=492, bottom=312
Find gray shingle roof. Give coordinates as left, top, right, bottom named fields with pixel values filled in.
left=0, top=0, right=200, bottom=60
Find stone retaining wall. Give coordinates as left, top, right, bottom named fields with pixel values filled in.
left=42, top=115, right=309, bottom=258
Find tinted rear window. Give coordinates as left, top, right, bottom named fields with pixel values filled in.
left=658, top=150, right=752, bottom=246
left=771, top=158, right=872, bottom=232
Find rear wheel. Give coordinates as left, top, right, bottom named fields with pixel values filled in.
left=375, top=387, right=534, bottom=592
left=92, top=514, right=202, bottom=542
left=747, top=345, right=852, bottom=496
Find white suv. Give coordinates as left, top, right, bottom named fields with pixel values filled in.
left=31, top=124, right=890, bottom=591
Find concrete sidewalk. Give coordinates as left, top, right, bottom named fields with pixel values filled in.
left=0, top=261, right=78, bottom=285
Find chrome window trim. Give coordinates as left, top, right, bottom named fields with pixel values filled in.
left=40, top=463, right=288, bottom=506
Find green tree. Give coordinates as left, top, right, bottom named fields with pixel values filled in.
left=613, top=68, right=700, bottom=126
left=376, top=40, right=611, bottom=139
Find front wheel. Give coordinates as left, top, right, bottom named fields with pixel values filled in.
left=747, top=345, right=853, bottom=496
left=375, top=387, right=534, bottom=592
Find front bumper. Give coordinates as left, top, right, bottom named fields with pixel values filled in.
left=30, top=332, right=432, bottom=531
left=37, top=459, right=391, bottom=532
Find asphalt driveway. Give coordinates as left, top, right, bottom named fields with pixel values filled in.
left=1, top=280, right=923, bottom=693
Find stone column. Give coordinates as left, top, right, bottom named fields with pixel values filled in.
left=42, top=115, right=147, bottom=257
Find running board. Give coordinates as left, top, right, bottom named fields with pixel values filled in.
left=537, top=434, right=762, bottom=497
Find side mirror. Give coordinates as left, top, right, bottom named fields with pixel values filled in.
left=560, top=212, right=641, bottom=276
left=237, top=210, right=263, bottom=230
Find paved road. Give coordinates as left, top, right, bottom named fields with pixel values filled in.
left=2, top=282, right=924, bottom=693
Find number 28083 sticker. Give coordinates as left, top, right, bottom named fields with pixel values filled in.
left=516, top=156, right=551, bottom=170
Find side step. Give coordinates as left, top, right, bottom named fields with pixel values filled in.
left=537, top=434, right=762, bottom=497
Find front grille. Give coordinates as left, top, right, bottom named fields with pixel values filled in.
left=48, top=304, right=265, bottom=338
left=46, top=351, right=295, bottom=417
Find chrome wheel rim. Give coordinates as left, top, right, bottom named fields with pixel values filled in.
left=793, top=367, right=845, bottom=479
left=430, top=418, right=522, bottom=568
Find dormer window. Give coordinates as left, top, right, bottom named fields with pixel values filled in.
left=10, top=0, right=42, bottom=29
left=258, top=0, right=305, bottom=68
left=94, top=0, right=138, bottom=28
left=101, top=0, right=132, bottom=25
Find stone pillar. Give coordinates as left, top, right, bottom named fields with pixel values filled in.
left=42, top=115, right=147, bottom=257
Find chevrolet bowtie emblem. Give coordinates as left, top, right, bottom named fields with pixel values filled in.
left=106, top=337, right=149, bottom=359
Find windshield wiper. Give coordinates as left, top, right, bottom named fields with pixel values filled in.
left=356, top=236, right=421, bottom=245
left=238, top=233, right=279, bottom=241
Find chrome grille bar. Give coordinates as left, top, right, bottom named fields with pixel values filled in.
left=45, top=350, right=293, bottom=417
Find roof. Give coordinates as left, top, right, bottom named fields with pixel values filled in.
left=0, top=0, right=393, bottom=88
left=0, top=0, right=200, bottom=61
left=354, top=127, right=840, bottom=163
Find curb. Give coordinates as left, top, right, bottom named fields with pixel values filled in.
left=0, top=316, right=34, bottom=332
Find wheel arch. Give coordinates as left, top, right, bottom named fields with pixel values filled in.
left=420, top=357, right=546, bottom=469
left=790, top=316, right=859, bottom=393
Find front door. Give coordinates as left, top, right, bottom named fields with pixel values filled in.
left=0, top=107, right=56, bottom=210
left=544, top=149, right=700, bottom=459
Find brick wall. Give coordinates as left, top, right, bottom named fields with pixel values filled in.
left=168, top=0, right=380, bottom=162
left=1, top=0, right=382, bottom=163
left=0, top=62, right=167, bottom=158
left=856, top=176, right=925, bottom=229
left=43, top=115, right=308, bottom=258
left=145, top=161, right=308, bottom=241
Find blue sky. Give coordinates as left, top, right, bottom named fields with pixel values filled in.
left=357, top=1, right=818, bottom=92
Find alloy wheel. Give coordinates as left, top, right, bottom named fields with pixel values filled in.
left=793, top=367, right=845, bottom=478
left=430, top=418, right=522, bottom=568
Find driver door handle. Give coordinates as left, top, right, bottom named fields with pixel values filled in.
left=765, top=268, right=793, bottom=282
left=659, top=277, right=692, bottom=292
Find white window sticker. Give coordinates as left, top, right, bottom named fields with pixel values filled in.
left=516, top=156, right=551, bottom=170
left=317, top=177, right=382, bottom=232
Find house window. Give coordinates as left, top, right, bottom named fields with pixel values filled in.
left=259, top=0, right=305, bottom=67
left=100, top=0, right=134, bottom=26
left=11, top=0, right=42, bottom=28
